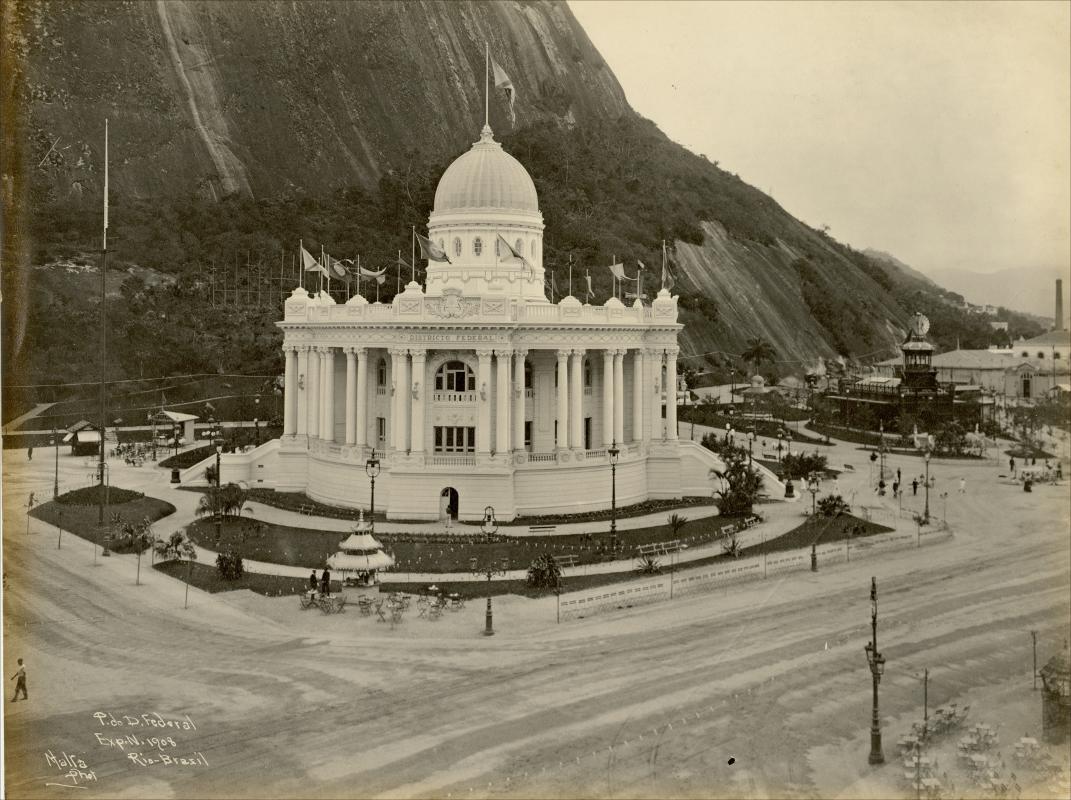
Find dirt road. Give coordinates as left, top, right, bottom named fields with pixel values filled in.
left=3, top=445, right=1068, bottom=799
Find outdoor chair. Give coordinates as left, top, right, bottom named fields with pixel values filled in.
left=374, top=599, right=387, bottom=622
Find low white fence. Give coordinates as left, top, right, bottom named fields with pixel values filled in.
left=557, top=525, right=952, bottom=621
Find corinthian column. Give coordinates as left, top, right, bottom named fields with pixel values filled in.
left=307, top=345, right=320, bottom=438
left=666, top=348, right=679, bottom=440
left=322, top=347, right=336, bottom=442
left=495, top=349, right=512, bottom=454
left=410, top=349, right=427, bottom=453
left=569, top=349, right=584, bottom=449
left=602, top=349, right=614, bottom=446
left=296, top=346, right=309, bottom=436
left=283, top=346, right=297, bottom=436
left=632, top=349, right=644, bottom=443
left=613, top=349, right=625, bottom=444
left=344, top=348, right=357, bottom=445
left=512, top=349, right=527, bottom=450
left=476, top=349, right=493, bottom=454
left=650, top=349, right=663, bottom=441
left=355, top=348, right=368, bottom=448
left=556, top=349, right=569, bottom=450
left=390, top=349, right=407, bottom=451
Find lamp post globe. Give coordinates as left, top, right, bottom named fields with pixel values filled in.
left=365, top=449, right=381, bottom=532
left=608, top=440, right=620, bottom=553
left=807, top=474, right=820, bottom=518
left=865, top=576, right=886, bottom=765
left=253, top=396, right=261, bottom=446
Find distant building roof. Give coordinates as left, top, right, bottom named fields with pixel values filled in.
left=157, top=410, right=198, bottom=423
left=875, top=349, right=1070, bottom=374
left=1019, top=330, right=1071, bottom=347
left=66, top=420, right=97, bottom=433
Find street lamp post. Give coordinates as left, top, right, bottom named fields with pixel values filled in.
left=253, top=396, right=261, bottom=446
left=864, top=576, right=886, bottom=765
left=747, top=430, right=755, bottom=466
left=725, top=423, right=732, bottom=445
left=365, top=449, right=381, bottom=533
left=777, top=433, right=784, bottom=463
left=807, top=474, right=820, bottom=518
left=173, top=422, right=181, bottom=458
left=52, top=427, right=60, bottom=500
left=923, top=450, right=931, bottom=523
left=211, top=418, right=223, bottom=543
left=149, top=412, right=157, bottom=461
left=608, top=440, right=620, bottom=553
left=472, top=507, right=508, bottom=636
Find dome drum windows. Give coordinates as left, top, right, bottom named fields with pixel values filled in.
left=453, top=237, right=462, bottom=258
left=473, top=237, right=483, bottom=257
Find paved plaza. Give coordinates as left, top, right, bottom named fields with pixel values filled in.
left=3, top=426, right=1069, bottom=798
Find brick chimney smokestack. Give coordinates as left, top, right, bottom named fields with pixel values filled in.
left=1057, top=278, right=1065, bottom=331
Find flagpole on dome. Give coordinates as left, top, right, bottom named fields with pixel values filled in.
left=411, top=225, right=416, bottom=283
left=396, top=250, right=402, bottom=295
left=485, top=42, right=489, bottom=128
left=568, top=254, right=573, bottom=298
left=357, top=254, right=362, bottom=301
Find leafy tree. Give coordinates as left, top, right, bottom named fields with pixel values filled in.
left=154, top=530, right=197, bottom=562
left=120, top=517, right=156, bottom=586
left=216, top=551, right=244, bottom=581
left=934, top=421, right=967, bottom=456
left=526, top=553, right=562, bottom=590
left=722, top=531, right=741, bottom=558
left=636, top=553, right=663, bottom=574
left=741, top=338, right=776, bottom=371
left=196, top=482, right=250, bottom=520
left=781, top=452, right=828, bottom=481
left=710, top=448, right=764, bottom=515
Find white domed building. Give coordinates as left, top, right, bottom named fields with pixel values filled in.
left=224, top=124, right=723, bottom=521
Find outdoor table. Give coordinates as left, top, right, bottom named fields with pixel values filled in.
left=1018, top=737, right=1038, bottom=747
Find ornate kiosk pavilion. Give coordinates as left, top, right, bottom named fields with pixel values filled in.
left=225, top=124, right=721, bottom=521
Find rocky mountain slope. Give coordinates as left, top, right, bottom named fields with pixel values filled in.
left=5, top=0, right=628, bottom=200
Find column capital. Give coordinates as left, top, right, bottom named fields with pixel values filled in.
left=283, top=344, right=300, bottom=354
left=343, top=346, right=358, bottom=356
left=569, top=347, right=586, bottom=357
left=665, top=347, right=680, bottom=357
left=295, top=344, right=312, bottom=353
left=353, top=346, right=368, bottom=357
left=514, top=348, right=529, bottom=358
left=389, top=347, right=409, bottom=357
left=494, top=348, right=514, bottom=358
left=475, top=348, right=494, bottom=359
left=409, top=347, right=427, bottom=358
left=613, top=348, right=627, bottom=358
left=556, top=349, right=571, bottom=360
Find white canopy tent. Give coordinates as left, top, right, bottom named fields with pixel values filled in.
left=325, top=522, right=395, bottom=586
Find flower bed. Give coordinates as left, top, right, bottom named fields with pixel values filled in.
left=30, top=492, right=176, bottom=554
left=158, top=446, right=216, bottom=469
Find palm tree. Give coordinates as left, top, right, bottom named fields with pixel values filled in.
left=741, top=338, right=776, bottom=371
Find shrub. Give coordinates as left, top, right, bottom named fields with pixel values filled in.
left=526, top=553, right=562, bottom=589
left=781, top=452, right=828, bottom=481
left=817, top=495, right=850, bottom=517
left=216, top=551, right=244, bottom=581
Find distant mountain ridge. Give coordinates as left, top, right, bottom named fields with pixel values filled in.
left=923, top=266, right=1065, bottom=324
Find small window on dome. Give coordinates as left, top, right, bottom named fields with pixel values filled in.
left=453, top=237, right=462, bottom=258
left=473, top=237, right=483, bottom=257
left=494, top=238, right=501, bottom=257
left=530, top=240, right=537, bottom=258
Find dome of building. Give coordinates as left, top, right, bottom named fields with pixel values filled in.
left=433, top=125, right=538, bottom=214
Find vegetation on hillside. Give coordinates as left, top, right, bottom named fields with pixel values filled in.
left=5, top=116, right=1042, bottom=417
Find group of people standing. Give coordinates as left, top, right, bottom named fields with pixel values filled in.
left=309, top=569, right=332, bottom=596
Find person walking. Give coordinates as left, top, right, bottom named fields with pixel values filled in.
left=308, top=570, right=318, bottom=593
left=912, top=478, right=919, bottom=496
left=958, top=477, right=966, bottom=494
left=320, top=568, right=331, bottom=597
left=1010, top=456, right=1016, bottom=476
left=896, top=467, right=902, bottom=484
left=10, top=658, right=27, bottom=702
left=27, top=447, right=33, bottom=461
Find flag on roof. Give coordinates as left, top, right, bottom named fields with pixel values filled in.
left=661, top=241, right=674, bottom=291
left=608, top=263, right=636, bottom=281
left=302, top=245, right=326, bottom=274
left=585, top=270, right=595, bottom=300
left=359, top=266, right=388, bottom=285
left=491, top=58, right=516, bottom=124
left=416, top=232, right=450, bottom=263
left=327, top=254, right=348, bottom=279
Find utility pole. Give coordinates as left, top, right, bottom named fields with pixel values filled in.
left=923, top=668, right=929, bottom=735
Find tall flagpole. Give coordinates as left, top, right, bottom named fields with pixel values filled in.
left=357, top=254, right=362, bottom=300
left=638, top=264, right=643, bottom=304
left=662, top=239, right=667, bottom=289
left=568, top=255, right=573, bottom=298
left=411, top=225, right=416, bottom=283
left=397, top=250, right=402, bottom=295
left=98, top=118, right=109, bottom=527
left=485, top=42, right=489, bottom=128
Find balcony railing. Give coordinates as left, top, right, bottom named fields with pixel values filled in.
left=432, top=391, right=477, bottom=403
left=427, top=454, right=477, bottom=467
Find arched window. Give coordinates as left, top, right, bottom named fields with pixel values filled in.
left=1037, top=351, right=1045, bottom=359
left=376, top=358, right=387, bottom=387
left=453, top=237, right=462, bottom=258
left=524, top=362, right=532, bottom=389
left=584, top=358, right=592, bottom=387
left=435, top=360, right=476, bottom=392
left=473, top=237, right=483, bottom=257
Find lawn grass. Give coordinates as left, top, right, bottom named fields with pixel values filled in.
left=183, top=511, right=749, bottom=573
left=30, top=492, right=176, bottom=553
left=160, top=512, right=892, bottom=600
left=153, top=560, right=317, bottom=596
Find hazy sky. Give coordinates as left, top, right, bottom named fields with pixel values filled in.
left=569, top=0, right=1070, bottom=277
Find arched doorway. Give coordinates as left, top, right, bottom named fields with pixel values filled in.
left=439, top=487, right=459, bottom=522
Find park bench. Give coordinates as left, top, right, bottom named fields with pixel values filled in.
left=552, top=554, right=578, bottom=570
left=720, top=524, right=737, bottom=537
left=842, top=463, right=855, bottom=472
left=528, top=524, right=556, bottom=535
